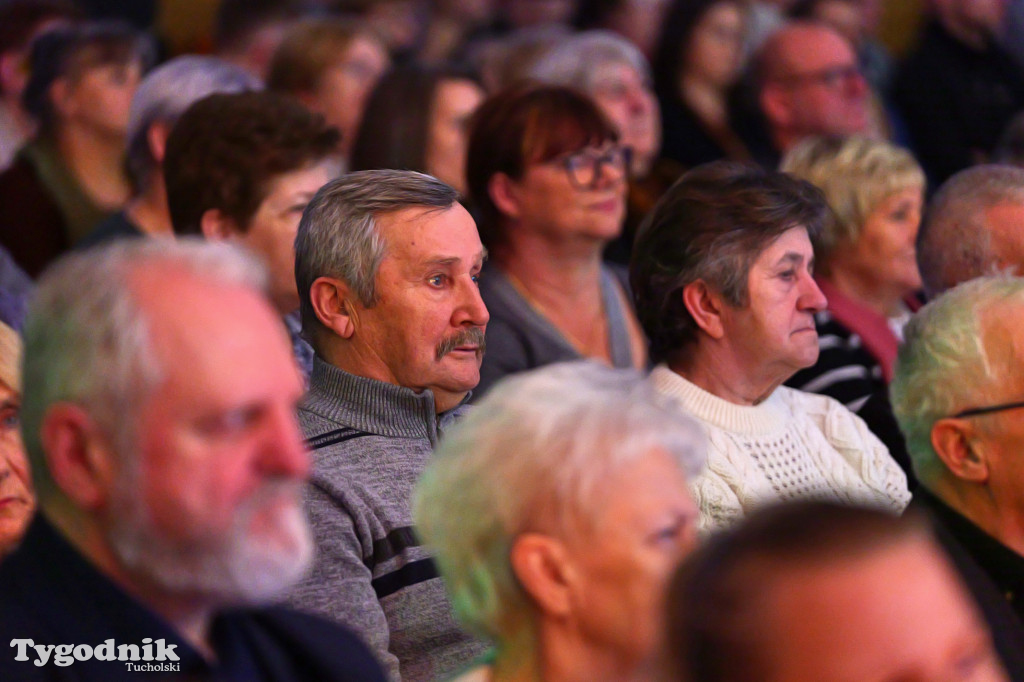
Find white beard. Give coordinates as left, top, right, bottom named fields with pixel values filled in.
left=107, top=478, right=313, bottom=606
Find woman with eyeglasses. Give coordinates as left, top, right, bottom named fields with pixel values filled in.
left=466, top=84, right=648, bottom=397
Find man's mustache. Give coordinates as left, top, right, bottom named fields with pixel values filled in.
left=436, top=327, right=487, bottom=360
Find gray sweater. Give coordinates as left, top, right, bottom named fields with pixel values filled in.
left=287, top=358, right=486, bottom=681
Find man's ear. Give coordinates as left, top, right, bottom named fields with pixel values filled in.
left=682, top=280, right=726, bottom=340
left=931, top=418, right=989, bottom=484
left=310, top=276, right=358, bottom=339
left=760, top=84, right=792, bottom=129
left=509, top=533, right=574, bottom=618
left=39, top=404, right=119, bottom=510
left=199, top=208, right=241, bottom=241
left=488, top=173, right=522, bottom=221
left=147, top=120, right=171, bottom=165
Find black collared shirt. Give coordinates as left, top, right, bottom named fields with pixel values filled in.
left=0, top=514, right=386, bottom=682
left=918, top=488, right=1024, bottom=623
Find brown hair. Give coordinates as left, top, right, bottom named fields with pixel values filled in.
left=465, top=83, right=619, bottom=248
left=664, top=502, right=927, bottom=682
left=266, top=16, right=379, bottom=95
left=630, top=161, right=829, bottom=362
left=164, top=91, right=339, bottom=236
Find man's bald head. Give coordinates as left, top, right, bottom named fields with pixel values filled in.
left=755, top=22, right=869, bottom=151
left=917, top=165, right=1024, bottom=298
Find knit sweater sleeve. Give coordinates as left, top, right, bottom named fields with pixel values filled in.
left=288, top=481, right=401, bottom=681
left=795, top=390, right=911, bottom=514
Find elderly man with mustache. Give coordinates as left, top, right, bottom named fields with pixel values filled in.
left=287, top=169, right=491, bottom=682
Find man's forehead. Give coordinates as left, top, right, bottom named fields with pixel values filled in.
left=780, top=27, right=853, bottom=69
left=376, top=204, right=483, bottom=258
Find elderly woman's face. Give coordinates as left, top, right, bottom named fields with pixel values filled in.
left=0, top=382, right=33, bottom=556
left=588, top=62, right=661, bottom=176
left=563, top=448, right=698, bottom=667
left=719, top=226, right=827, bottom=382
left=841, top=186, right=924, bottom=298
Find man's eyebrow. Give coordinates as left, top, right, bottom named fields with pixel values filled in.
left=422, top=249, right=488, bottom=267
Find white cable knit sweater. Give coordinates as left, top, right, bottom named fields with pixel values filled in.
left=650, top=365, right=910, bottom=532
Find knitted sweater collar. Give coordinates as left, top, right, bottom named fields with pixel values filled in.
left=304, top=357, right=469, bottom=440
left=649, top=364, right=788, bottom=436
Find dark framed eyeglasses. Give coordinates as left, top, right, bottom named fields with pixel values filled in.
left=952, top=400, right=1024, bottom=419
left=775, top=64, right=862, bottom=90
left=560, top=145, right=631, bottom=190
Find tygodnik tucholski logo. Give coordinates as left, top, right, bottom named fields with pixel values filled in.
left=10, top=638, right=181, bottom=671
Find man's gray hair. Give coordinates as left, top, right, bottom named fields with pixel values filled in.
left=413, top=361, right=706, bottom=649
left=891, top=275, right=1024, bottom=485
left=526, top=29, right=652, bottom=93
left=125, top=55, right=262, bottom=191
left=294, top=169, right=458, bottom=347
left=917, top=165, right=1024, bottom=298
left=21, top=239, right=269, bottom=498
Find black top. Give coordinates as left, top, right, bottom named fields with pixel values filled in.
left=894, top=21, right=1024, bottom=185
left=916, top=488, right=1024, bottom=680
left=0, top=514, right=387, bottom=682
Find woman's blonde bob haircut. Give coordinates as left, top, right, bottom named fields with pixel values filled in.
left=780, top=135, right=925, bottom=274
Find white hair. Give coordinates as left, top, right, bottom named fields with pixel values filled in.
left=413, top=361, right=706, bottom=646
left=891, top=274, right=1024, bottom=484
left=527, top=29, right=652, bottom=93
left=21, top=239, right=269, bottom=496
left=125, top=55, right=262, bottom=189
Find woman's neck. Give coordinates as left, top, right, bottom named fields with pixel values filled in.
left=680, top=74, right=728, bottom=128
left=494, top=235, right=604, bottom=308
left=670, top=343, right=783, bottom=406
left=824, top=268, right=907, bottom=318
left=56, top=124, right=130, bottom=210
left=125, top=174, right=174, bottom=238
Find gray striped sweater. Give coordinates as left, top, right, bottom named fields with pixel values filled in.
left=286, top=358, right=486, bottom=682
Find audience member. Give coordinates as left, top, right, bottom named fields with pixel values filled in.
left=164, top=91, right=339, bottom=381
left=288, top=170, right=489, bottom=681
left=212, top=0, right=300, bottom=80
left=0, top=0, right=82, bottom=171
left=665, top=501, right=1008, bottom=681
left=788, top=0, right=894, bottom=94
left=418, top=0, right=497, bottom=64
left=529, top=31, right=661, bottom=178
left=0, top=321, right=31, bottom=559
left=745, top=20, right=870, bottom=167
left=894, top=0, right=1024, bottom=185
left=631, top=161, right=909, bottom=530
left=652, top=0, right=750, bottom=169
left=267, top=17, right=390, bottom=165
left=0, top=240, right=385, bottom=680
left=466, top=85, right=648, bottom=397
left=781, top=135, right=925, bottom=411
left=415, top=362, right=705, bottom=682
left=573, top=0, right=671, bottom=59
left=0, top=21, right=151, bottom=277
left=468, top=25, right=569, bottom=94
left=891, top=275, right=1024, bottom=677
left=917, top=164, right=1024, bottom=299
left=80, top=56, right=261, bottom=248
left=350, top=65, right=484, bottom=196
left=527, top=30, right=670, bottom=263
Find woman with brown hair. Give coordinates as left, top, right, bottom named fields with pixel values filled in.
left=465, top=84, right=648, bottom=396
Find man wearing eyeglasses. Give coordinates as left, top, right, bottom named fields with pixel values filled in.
left=891, top=274, right=1024, bottom=678
left=754, top=21, right=870, bottom=165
